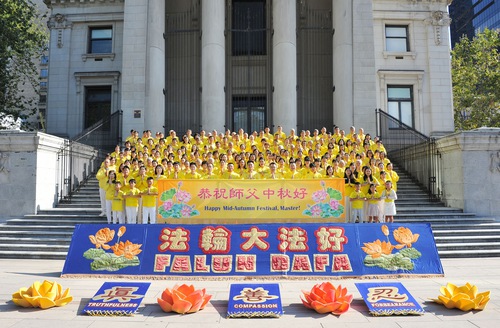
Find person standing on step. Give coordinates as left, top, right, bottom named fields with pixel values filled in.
left=381, top=180, right=397, bottom=223
left=141, top=177, right=158, bottom=224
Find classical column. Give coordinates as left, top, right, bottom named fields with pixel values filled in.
left=145, top=0, right=166, bottom=133
left=332, top=0, right=353, bottom=130
left=201, top=0, right=226, bottom=133
left=272, top=0, right=297, bottom=132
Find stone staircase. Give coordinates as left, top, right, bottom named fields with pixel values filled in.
left=0, top=172, right=499, bottom=260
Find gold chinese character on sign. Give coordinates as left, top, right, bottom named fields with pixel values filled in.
left=367, top=287, right=409, bottom=302
left=233, top=287, right=279, bottom=303
left=93, top=286, right=144, bottom=303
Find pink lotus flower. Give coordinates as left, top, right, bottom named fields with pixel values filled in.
left=176, top=190, right=192, bottom=203
left=301, top=282, right=353, bottom=315
left=312, top=190, right=328, bottom=203
left=163, top=200, right=174, bottom=211
left=157, top=284, right=212, bottom=314
left=329, top=200, right=339, bottom=210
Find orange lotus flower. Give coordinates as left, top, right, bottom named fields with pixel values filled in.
left=301, top=282, right=353, bottom=315
left=381, top=225, right=389, bottom=237
left=157, top=284, right=212, bottom=314
left=393, top=227, right=420, bottom=248
left=12, top=280, right=73, bottom=309
left=361, top=239, right=395, bottom=258
left=89, top=228, right=115, bottom=250
left=111, top=240, right=142, bottom=259
left=117, top=226, right=126, bottom=237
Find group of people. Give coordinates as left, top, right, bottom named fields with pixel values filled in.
left=96, top=125, right=398, bottom=224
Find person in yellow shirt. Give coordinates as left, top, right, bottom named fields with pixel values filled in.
left=263, top=162, right=284, bottom=179
left=284, top=160, right=301, bottom=179
left=185, top=162, right=203, bottom=179
left=242, top=160, right=259, bottom=179
left=366, top=183, right=382, bottom=223
left=386, top=162, right=399, bottom=191
left=123, top=179, right=141, bottom=224
left=349, top=182, right=366, bottom=223
left=141, top=177, right=158, bottom=224
left=111, top=181, right=125, bottom=224
left=382, top=180, right=398, bottom=223
left=221, top=162, right=241, bottom=179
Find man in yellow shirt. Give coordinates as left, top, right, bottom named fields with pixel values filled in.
left=141, top=177, right=158, bottom=224
left=349, top=182, right=366, bottom=223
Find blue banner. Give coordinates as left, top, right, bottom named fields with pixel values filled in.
left=227, top=283, right=283, bottom=318
left=62, top=223, right=443, bottom=278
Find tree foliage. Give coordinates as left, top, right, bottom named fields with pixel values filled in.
left=452, top=28, right=500, bottom=130
left=0, top=0, right=48, bottom=129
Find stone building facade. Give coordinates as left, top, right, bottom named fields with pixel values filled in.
left=43, top=0, right=454, bottom=140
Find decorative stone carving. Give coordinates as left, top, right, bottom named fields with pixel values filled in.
left=425, top=11, right=452, bottom=45
left=490, top=151, right=500, bottom=173
left=0, top=152, right=10, bottom=175
left=47, top=14, right=72, bottom=48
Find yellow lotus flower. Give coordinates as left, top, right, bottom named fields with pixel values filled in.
left=301, top=282, right=353, bottom=315
left=361, top=239, right=394, bottom=258
left=157, top=284, right=212, bottom=314
left=89, top=227, right=115, bottom=250
left=431, top=282, right=490, bottom=311
left=12, top=280, right=73, bottom=309
left=393, top=227, right=419, bottom=248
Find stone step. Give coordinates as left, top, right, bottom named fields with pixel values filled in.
left=434, top=235, right=500, bottom=243
left=438, top=249, right=500, bottom=258
left=395, top=212, right=477, bottom=220
left=56, top=203, right=101, bottom=208
left=396, top=207, right=463, bottom=213
left=6, top=218, right=105, bottom=226
left=37, top=208, right=101, bottom=215
left=0, top=225, right=77, bottom=232
left=0, top=236, right=72, bottom=245
left=0, top=230, right=74, bottom=238
left=433, top=228, right=500, bottom=236
left=0, top=243, right=69, bottom=252
left=0, top=250, right=67, bottom=260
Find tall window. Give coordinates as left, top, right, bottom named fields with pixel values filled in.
left=88, top=27, right=112, bottom=53
left=233, top=96, right=266, bottom=133
left=387, top=85, right=413, bottom=127
left=85, top=86, right=111, bottom=129
left=385, top=25, right=409, bottom=52
left=232, top=0, right=266, bottom=56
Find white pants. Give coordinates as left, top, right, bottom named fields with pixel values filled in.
left=142, top=206, right=156, bottom=224
left=99, top=188, right=106, bottom=213
left=105, top=200, right=113, bottom=224
left=351, top=208, right=364, bottom=223
left=125, top=206, right=138, bottom=224
left=112, top=211, right=124, bottom=224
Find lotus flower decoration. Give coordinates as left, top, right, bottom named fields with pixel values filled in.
left=300, top=282, right=353, bottom=315
left=12, top=280, right=73, bottom=309
left=430, top=282, right=490, bottom=311
left=157, top=284, right=212, bottom=314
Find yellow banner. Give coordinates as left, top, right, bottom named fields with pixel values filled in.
left=157, top=179, right=345, bottom=223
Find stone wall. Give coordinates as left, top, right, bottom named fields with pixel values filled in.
left=437, top=128, right=500, bottom=216
left=0, top=131, right=98, bottom=218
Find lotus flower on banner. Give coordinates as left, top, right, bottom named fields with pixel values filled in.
left=157, top=284, right=212, bottom=314
left=300, top=282, right=353, bottom=315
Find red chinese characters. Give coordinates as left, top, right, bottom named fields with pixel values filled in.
left=158, top=227, right=190, bottom=252
left=278, top=227, right=308, bottom=252
left=199, top=226, right=231, bottom=254
left=314, top=227, right=348, bottom=252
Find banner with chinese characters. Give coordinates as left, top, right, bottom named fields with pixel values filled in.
left=157, top=179, right=345, bottom=222
left=355, top=282, right=425, bottom=316
left=62, top=223, right=443, bottom=279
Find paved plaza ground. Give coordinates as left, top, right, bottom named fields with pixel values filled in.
left=0, top=258, right=499, bottom=328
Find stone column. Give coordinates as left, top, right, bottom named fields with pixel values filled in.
left=332, top=0, right=353, bottom=131
left=201, top=0, right=226, bottom=133
left=272, top=0, right=297, bottom=132
left=122, top=0, right=148, bottom=138
left=145, top=0, right=166, bottom=133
